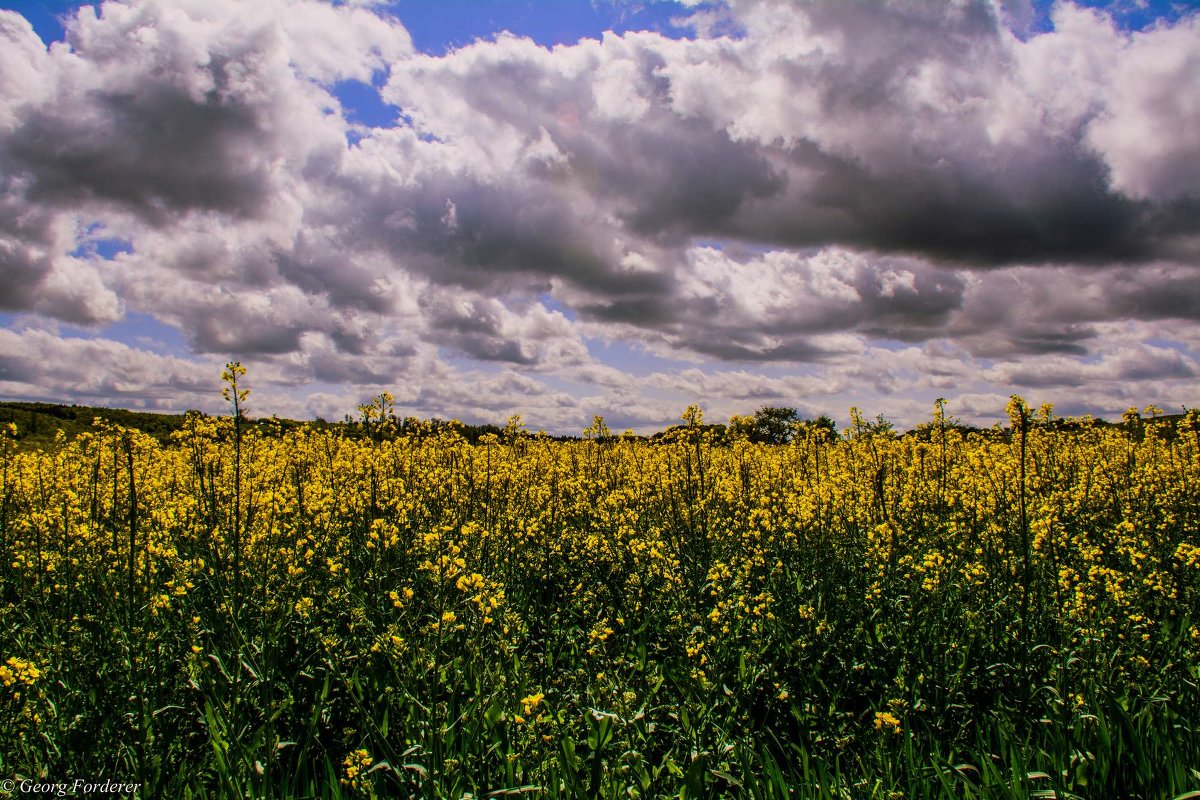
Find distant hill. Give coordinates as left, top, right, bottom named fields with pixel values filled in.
left=0, top=401, right=198, bottom=449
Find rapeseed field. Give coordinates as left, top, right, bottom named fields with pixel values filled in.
left=1, top=368, right=1197, bottom=798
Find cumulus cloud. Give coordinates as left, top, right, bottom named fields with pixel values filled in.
left=0, top=0, right=397, bottom=326
left=0, top=0, right=1198, bottom=430
left=1085, top=14, right=1200, bottom=202
left=2, top=0, right=397, bottom=221
left=375, top=0, right=1199, bottom=267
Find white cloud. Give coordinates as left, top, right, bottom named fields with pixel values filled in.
left=1085, top=15, right=1200, bottom=201
left=0, top=11, right=51, bottom=130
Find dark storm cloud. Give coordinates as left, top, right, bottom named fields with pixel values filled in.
left=565, top=114, right=787, bottom=242
left=1007, top=330, right=1095, bottom=357
left=273, top=234, right=399, bottom=315
left=1104, top=265, right=1200, bottom=321
left=6, top=84, right=274, bottom=223
left=419, top=292, right=588, bottom=367
left=0, top=181, right=122, bottom=323
left=630, top=138, right=784, bottom=240
left=0, top=0, right=406, bottom=320
left=946, top=263, right=1200, bottom=358
left=424, top=295, right=539, bottom=365
left=661, top=0, right=1199, bottom=265
left=0, top=4, right=329, bottom=227
left=575, top=295, right=680, bottom=327
left=680, top=337, right=837, bottom=363
left=748, top=141, right=1150, bottom=265
left=191, top=315, right=305, bottom=356
left=385, top=184, right=621, bottom=292
left=330, top=166, right=679, bottom=306
left=0, top=191, right=57, bottom=312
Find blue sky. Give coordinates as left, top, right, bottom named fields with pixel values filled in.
left=0, top=0, right=1197, bottom=431
left=8, top=0, right=698, bottom=52
left=10, top=0, right=1193, bottom=49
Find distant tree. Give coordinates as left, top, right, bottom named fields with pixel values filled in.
left=747, top=406, right=798, bottom=444
left=802, top=414, right=839, bottom=442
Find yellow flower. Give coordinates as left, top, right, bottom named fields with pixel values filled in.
left=5, top=657, right=40, bottom=686
left=294, top=597, right=315, bottom=619
left=874, top=711, right=901, bottom=734
left=455, top=572, right=485, bottom=592
left=342, top=748, right=372, bottom=783
left=520, top=692, right=544, bottom=715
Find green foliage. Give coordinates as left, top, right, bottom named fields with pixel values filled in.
left=751, top=406, right=799, bottom=444
left=0, top=402, right=193, bottom=448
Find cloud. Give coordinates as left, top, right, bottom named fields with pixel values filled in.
left=947, top=263, right=1200, bottom=358
left=1, top=0, right=392, bottom=221
left=1085, top=14, right=1200, bottom=202
left=0, top=11, right=51, bottom=129
left=991, top=345, right=1196, bottom=389
left=0, top=0, right=1198, bottom=431
left=0, top=0, right=405, bottom=328
left=0, top=326, right=217, bottom=405
left=422, top=293, right=589, bottom=367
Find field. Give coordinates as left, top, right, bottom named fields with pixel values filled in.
left=1, top=380, right=1198, bottom=798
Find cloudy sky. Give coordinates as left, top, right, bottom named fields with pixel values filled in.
left=1, top=0, right=1197, bottom=432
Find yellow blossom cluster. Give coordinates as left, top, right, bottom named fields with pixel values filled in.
left=0, top=656, right=40, bottom=688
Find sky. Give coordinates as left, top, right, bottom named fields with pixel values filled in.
left=0, top=0, right=1198, bottom=433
